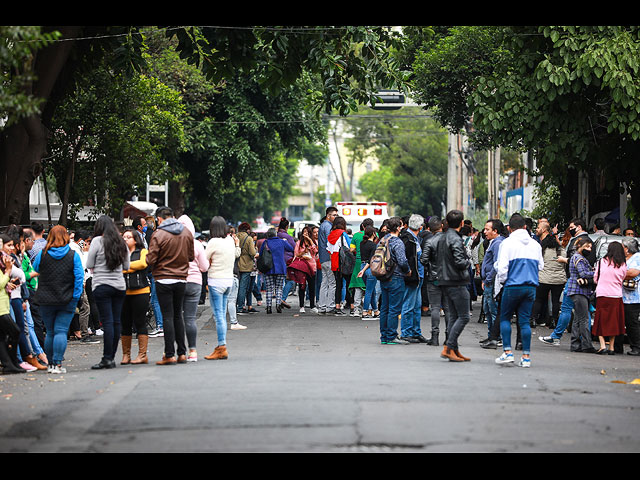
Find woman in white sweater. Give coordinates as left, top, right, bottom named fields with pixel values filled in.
left=204, top=216, right=240, bottom=360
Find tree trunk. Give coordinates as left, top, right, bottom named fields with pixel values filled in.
left=0, top=26, right=81, bottom=226
left=0, top=116, right=48, bottom=225
left=58, top=138, right=83, bottom=226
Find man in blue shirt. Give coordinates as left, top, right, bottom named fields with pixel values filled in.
left=479, top=219, right=506, bottom=349
left=317, top=206, right=338, bottom=314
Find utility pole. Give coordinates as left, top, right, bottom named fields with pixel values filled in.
left=487, top=148, right=501, bottom=219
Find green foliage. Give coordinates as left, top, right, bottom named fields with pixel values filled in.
left=169, top=26, right=409, bottom=116
left=352, top=107, right=449, bottom=216
left=0, top=26, right=60, bottom=128
left=48, top=60, right=186, bottom=219
left=409, top=26, right=640, bottom=224
left=143, top=29, right=327, bottom=224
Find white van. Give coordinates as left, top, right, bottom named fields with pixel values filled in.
left=335, top=201, right=390, bottom=231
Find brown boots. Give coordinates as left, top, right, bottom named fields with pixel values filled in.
left=121, top=335, right=132, bottom=365
left=204, top=345, right=228, bottom=360
left=440, top=346, right=470, bottom=362
left=121, top=335, right=149, bottom=365
left=131, top=335, right=148, bottom=364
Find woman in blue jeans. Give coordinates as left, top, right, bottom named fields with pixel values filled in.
left=357, top=227, right=379, bottom=319
left=86, top=216, right=130, bottom=370
left=32, top=225, right=85, bottom=374
left=204, top=216, right=241, bottom=360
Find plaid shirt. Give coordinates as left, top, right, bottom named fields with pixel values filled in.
left=566, top=253, right=594, bottom=297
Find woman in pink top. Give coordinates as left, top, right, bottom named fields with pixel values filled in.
left=287, top=226, right=318, bottom=314
left=178, top=215, right=210, bottom=362
left=593, top=241, right=628, bottom=354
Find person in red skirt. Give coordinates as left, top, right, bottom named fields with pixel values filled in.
left=593, top=242, right=628, bottom=355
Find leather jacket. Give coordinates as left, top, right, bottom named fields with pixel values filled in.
left=400, top=229, right=420, bottom=286
left=420, top=231, right=443, bottom=283
left=435, top=228, right=471, bottom=286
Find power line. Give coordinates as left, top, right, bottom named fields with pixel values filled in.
left=13, top=26, right=394, bottom=44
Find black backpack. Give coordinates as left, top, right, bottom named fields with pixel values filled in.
left=257, top=241, right=274, bottom=273
left=339, top=235, right=356, bottom=276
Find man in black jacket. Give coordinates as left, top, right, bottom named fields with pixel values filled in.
left=420, top=216, right=450, bottom=346
left=436, top=210, right=472, bottom=362
left=399, top=214, right=427, bottom=343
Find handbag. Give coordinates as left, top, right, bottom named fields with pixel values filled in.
left=124, top=249, right=149, bottom=290
left=124, top=270, right=149, bottom=290
left=623, top=278, right=638, bottom=291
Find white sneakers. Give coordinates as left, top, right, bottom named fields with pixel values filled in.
left=230, top=323, right=247, bottom=330
left=495, top=351, right=531, bottom=367
left=47, top=365, right=67, bottom=374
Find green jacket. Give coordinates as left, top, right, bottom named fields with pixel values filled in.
left=22, top=253, right=38, bottom=292
left=348, top=230, right=366, bottom=289
left=237, top=231, right=257, bottom=273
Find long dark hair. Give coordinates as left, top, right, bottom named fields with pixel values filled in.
left=123, top=227, right=144, bottom=250
left=604, top=241, right=626, bottom=268
left=541, top=232, right=560, bottom=254
left=332, top=216, right=347, bottom=231
left=94, top=215, right=128, bottom=271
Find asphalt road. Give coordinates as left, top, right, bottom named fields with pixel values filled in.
left=1, top=296, right=640, bottom=453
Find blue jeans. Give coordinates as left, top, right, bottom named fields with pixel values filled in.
left=236, top=271, right=252, bottom=311
left=24, top=302, right=44, bottom=355
left=148, top=273, right=163, bottom=330
left=362, top=266, right=379, bottom=311
left=401, top=278, right=423, bottom=337
left=40, top=299, right=77, bottom=366
left=209, top=282, right=231, bottom=346
left=499, top=285, right=536, bottom=354
left=10, top=298, right=31, bottom=359
left=552, top=284, right=593, bottom=341
left=483, top=282, right=498, bottom=337
left=379, top=276, right=406, bottom=342
left=227, top=276, right=239, bottom=325
left=281, top=279, right=295, bottom=302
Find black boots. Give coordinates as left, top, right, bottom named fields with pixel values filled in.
left=0, top=339, right=27, bottom=374
left=91, top=357, right=116, bottom=370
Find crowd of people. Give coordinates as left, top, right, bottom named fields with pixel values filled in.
left=1, top=205, right=639, bottom=375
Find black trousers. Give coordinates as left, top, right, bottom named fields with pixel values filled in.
left=624, top=303, right=640, bottom=351
left=121, top=293, right=151, bottom=336
left=298, top=274, right=316, bottom=309
left=155, top=282, right=187, bottom=358
left=334, top=271, right=353, bottom=307
left=532, top=283, right=564, bottom=323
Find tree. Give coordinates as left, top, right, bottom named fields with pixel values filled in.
left=409, top=26, right=640, bottom=226
left=351, top=107, right=449, bottom=216
left=47, top=60, right=185, bottom=225
left=0, top=26, right=407, bottom=225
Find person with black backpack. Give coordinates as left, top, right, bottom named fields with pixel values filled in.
left=327, top=216, right=355, bottom=316
left=372, top=217, right=410, bottom=345
left=258, top=228, right=294, bottom=314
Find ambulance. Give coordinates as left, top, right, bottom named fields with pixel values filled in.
left=336, top=201, right=390, bottom=230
